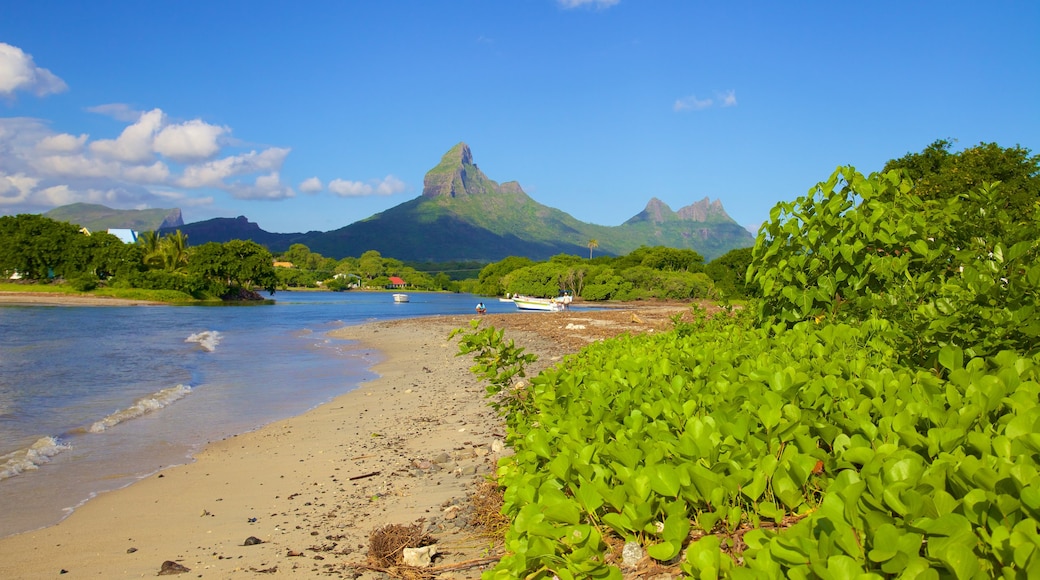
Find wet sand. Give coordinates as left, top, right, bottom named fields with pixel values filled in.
left=0, top=302, right=693, bottom=578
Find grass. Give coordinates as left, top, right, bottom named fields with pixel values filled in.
left=0, top=282, right=208, bottom=303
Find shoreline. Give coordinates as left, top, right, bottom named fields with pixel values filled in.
left=0, top=314, right=565, bottom=578
left=0, top=302, right=694, bottom=578
left=0, top=291, right=164, bottom=307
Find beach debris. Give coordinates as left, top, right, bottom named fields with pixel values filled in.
left=126, top=547, right=137, bottom=554
left=402, top=545, right=438, bottom=567
left=158, top=560, right=191, bottom=575
left=348, top=470, right=381, bottom=481
left=565, top=323, right=586, bottom=330
left=243, top=536, right=264, bottom=546
left=367, top=522, right=435, bottom=567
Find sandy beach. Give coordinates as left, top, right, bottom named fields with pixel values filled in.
left=0, top=301, right=693, bottom=579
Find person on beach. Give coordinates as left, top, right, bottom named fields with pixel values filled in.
left=476, top=302, right=486, bottom=314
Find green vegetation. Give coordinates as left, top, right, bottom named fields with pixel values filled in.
left=455, top=141, right=1040, bottom=578
left=474, top=245, right=737, bottom=302
left=0, top=215, right=276, bottom=301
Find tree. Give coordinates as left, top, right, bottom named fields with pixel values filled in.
left=0, top=214, right=82, bottom=279
left=159, top=230, right=189, bottom=272
left=587, top=239, right=599, bottom=260
left=705, top=247, right=754, bottom=298
left=358, top=250, right=385, bottom=280
left=188, top=240, right=278, bottom=297
left=749, top=161, right=1040, bottom=365
left=475, top=256, right=535, bottom=296
left=883, top=140, right=1039, bottom=215
left=137, top=230, right=163, bottom=269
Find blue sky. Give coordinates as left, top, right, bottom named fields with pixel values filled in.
left=1, top=1, right=1037, bottom=235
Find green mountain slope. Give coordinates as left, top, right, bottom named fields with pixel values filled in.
left=44, top=203, right=183, bottom=232
left=163, top=142, right=755, bottom=262
left=316, top=143, right=753, bottom=261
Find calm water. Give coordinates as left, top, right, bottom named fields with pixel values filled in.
left=0, top=291, right=520, bottom=538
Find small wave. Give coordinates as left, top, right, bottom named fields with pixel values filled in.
left=88, top=384, right=192, bottom=433
left=0, top=436, right=72, bottom=481
left=185, top=330, right=222, bottom=352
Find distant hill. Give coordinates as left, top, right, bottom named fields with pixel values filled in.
left=163, top=143, right=754, bottom=262
left=45, top=203, right=183, bottom=232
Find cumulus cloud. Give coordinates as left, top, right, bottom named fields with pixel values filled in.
left=328, top=175, right=406, bottom=197
left=557, top=0, right=620, bottom=9
left=154, top=119, right=227, bottom=162
left=36, top=133, right=88, bottom=154
left=674, top=90, right=737, bottom=112
left=89, top=109, right=163, bottom=163
left=227, top=172, right=295, bottom=200
left=177, top=147, right=291, bottom=188
left=0, top=172, right=40, bottom=205
left=299, top=177, right=323, bottom=193
left=0, top=42, right=68, bottom=97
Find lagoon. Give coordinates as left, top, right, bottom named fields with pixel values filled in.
left=0, top=291, right=515, bottom=538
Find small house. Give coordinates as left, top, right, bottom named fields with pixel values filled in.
left=387, top=276, right=407, bottom=289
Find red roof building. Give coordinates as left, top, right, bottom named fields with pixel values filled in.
left=387, top=276, right=406, bottom=288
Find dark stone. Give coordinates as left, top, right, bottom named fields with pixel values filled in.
left=158, top=560, right=190, bottom=575
left=244, top=536, right=264, bottom=546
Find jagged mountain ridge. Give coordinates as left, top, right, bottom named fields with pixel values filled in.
left=103, top=142, right=753, bottom=261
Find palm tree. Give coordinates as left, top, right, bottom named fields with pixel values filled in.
left=160, top=230, right=189, bottom=272
left=137, top=231, right=162, bottom=269
left=587, top=239, right=599, bottom=260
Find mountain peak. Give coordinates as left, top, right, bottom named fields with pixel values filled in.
left=677, top=197, right=730, bottom=222
left=422, top=142, right=508, bottom=199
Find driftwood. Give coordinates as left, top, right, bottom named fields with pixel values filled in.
left=348, top=470, right=381, bottom=481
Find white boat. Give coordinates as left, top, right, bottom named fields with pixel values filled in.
left=513, top=294, right=571, bottom=312
left=392, top=293, right=409, bottom=303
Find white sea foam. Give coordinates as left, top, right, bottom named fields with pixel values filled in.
left=88, top=384, right=192, bottom=433
left=185, top=330, right=222, bottom=352
left=0, top=436, right=72, bottom=481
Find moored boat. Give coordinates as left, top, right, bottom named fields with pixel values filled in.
left=513, top=294, right=571, bottom=312
left=392, top=293, right=409, bottom=303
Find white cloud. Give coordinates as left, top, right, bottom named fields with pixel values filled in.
left=36, top=133, right=88, bottom=154
left=87, top=103, right=145, bottom=122
left=719, top=89, right=737, bottom=107
left=674, top=95, right=714, bottom=112
left=0, top=43, right=67, bottom=97
left=299, top=177, right=323, bottom=193
left=227, top=172, right=295, bottom=200
left=557, top=0, right=619, bottom=9
left=0, top=172, right=40, bottom=205
left=328, top=175, right=407, bottom=197
left=89, top=109, right=163, bottom=163
left=328, top=179, right=370, bottom=197
left=153, top=119, right=227, bottom=162
left=177, top=147, right=291, bottom=188
left=122, top=161, right=171, bottom=183
left=375, top=175, right=406, bottom=195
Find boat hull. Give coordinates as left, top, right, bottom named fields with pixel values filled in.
left=513, top=295, right=567, bottom=312
left=392, top=293, right=409, bottom=303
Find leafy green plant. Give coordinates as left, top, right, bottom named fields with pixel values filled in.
left=451, top=320, right=539, bottom=416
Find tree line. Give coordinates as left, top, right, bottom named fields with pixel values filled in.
left=0, top=216, right=278, bottom=300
